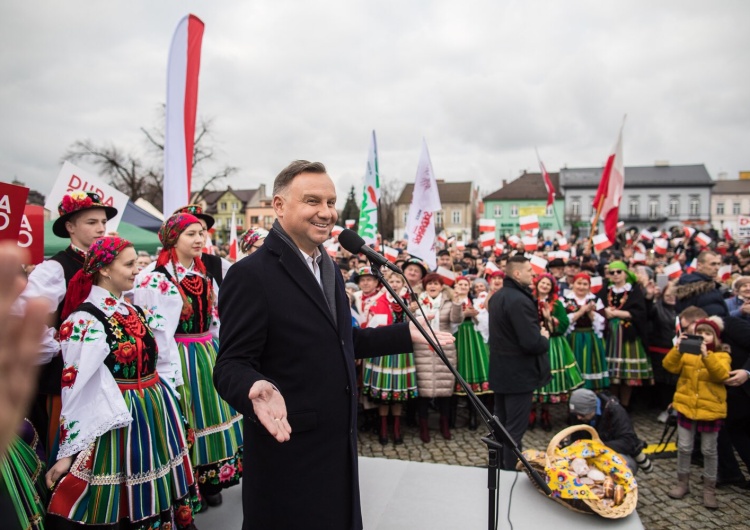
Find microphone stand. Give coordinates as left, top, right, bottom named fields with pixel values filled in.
left=368, top=264, right=552, bottom=530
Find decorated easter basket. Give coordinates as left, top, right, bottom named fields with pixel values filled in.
left=517, top=424, right=638, bottom=518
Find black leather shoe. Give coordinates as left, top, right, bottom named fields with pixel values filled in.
left=205, top=492, right=223, bottom=507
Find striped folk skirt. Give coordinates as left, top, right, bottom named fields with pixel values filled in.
left=454, top=320, right=491, bottom=395
left=568, top=328, right=610, bottom=390
left=534, top=335, right=584, bottom=403
left=47, top=375, right=200, bottom=529
left=605, top=319, right=654, bottom=386
left=0, top=421, right=47, bottom=530
left=362, top=352, right=418, bottom=403
left=175, top=332, right=243, bottom=494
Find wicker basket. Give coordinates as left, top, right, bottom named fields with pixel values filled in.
left=516, top=424, right=638, bottom=518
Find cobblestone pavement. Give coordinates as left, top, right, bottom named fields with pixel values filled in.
left=357, top=402, right=749, bottom=530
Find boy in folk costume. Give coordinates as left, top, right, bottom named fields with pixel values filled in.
left=16, top=191, right=117, bottom=461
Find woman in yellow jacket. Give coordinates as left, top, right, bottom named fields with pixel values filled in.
left=663, top=316, right=731, bottom=509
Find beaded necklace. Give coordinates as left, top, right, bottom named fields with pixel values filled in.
left=111, top=306, right=149, bottom=393
left=607, top=285, right=629, bottom=310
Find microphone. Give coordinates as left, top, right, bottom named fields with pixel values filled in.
left=338, top=229, right=404, bottom=275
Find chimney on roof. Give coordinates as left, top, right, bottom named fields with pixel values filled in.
left=502, top=179, right=507, bottom=187
left=717, top=171, right=728, bottom=181
left=655, top=160, right=670, bottom=167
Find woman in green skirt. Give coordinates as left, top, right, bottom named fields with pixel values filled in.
left=0, top=420, right=47, bottom=530
left=531, top=273, right=584, bottom=431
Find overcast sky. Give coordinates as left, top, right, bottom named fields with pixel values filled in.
left=2, top=1, right=749, bottom=210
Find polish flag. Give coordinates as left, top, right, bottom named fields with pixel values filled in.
left=345, top=219, right=356, bottom=229
left=633, top=252, right=647, bottom=263
left=664, top=261, right=683, bottom=280
left=635, top=242, right=647, bottom=254
left=437, top=230, right=448, bottom=245
left=494, top=243, right=505, bottom=255
left=718, top=265, right=732, bottom=282
left=529, top=255, right=548, bottom=275
left=522, top=236, right=538, bottom=252
left=557, top=237, right=570, bottom=251
left=508, top=234, right=521, bottom=248
left=383, top=245, right=399, bottom=263
left=479, top=219, right=496, bottom=232
left=519, top=214, right=539, bottom=232
left=325, top=242, right=339, bottom=258
left=654, top=238, right=669, bottom=255
left=724, top=227, right=733, bottom=241
left=229, top=212, right=238, bottom=261
left=456, top=241, right=466, bottom=251
left=436, top=266, right=456, bottom=287
left=591, top=119, right=625, bottom=245
left=686, top=258, right=697, bottom=273
left=625, top=231, right=633, bottom=246
left=164, top=14, right=205, bottom=217
left=537, top=151, right=556, bottom=207
left=485, top=261, right=500, bottom=274
left=590, top=276, right=603, bottom=294
left=639, top=229, right=654, bottom=242
left=593, top=233, right=612, bottom=252
left=446, top=235, right=456, bottom=247
left=672, top=237, right=684, bottom=248
left=549, top=250, right=571, bottom=260
left=683, top=226, right=696, bottom=239
left=479, top=232, right=496, bottom=248
left=695, top=232, right=712, bottom=247
left=331, top=225, right=344, bottom=238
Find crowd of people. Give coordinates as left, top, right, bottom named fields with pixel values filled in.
left=1, top=166, right=749, bottom=528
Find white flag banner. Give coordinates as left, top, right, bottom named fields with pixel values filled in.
left=357, top=130, right=380, bottom=245
left=406, top=139, right=442, bottom=270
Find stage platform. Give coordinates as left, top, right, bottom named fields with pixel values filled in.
left=195, top=456, right=643, bottom=529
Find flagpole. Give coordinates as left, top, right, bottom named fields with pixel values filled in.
left=588, top=194, right=606, bottom=247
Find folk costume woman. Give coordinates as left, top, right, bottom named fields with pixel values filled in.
left=530, top=273, right=584, bottom=431
left=238, top=227, right=269, bottom=257
left=134, top=214, right=242, bottom=508
left=563, top=272, right=610, bottom=390
left=452, top=275, right=492, bottom=430
left=413, top=273, right=463, bottom=442
left=600, top=260, right=653, bottom=409
left=46, top=237, right=200, bottom=529
left=357, top=269, right=418, bottom=445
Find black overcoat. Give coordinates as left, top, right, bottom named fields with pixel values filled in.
left=214, top=227, right=412, bottom=530
left=487, top=278, right=550, bottom=394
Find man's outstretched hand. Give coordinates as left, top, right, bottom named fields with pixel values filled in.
left=248, top=380, right=292, bottom=443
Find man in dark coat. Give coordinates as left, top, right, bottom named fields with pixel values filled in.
left=674, top=250, right=728, bottom=317
left=488, top=255, right=550, bottom=470
left=214, top=160, right=454, bottom=530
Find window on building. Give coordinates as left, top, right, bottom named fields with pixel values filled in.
left=493, top=204, right=502, bottom=217
left=220, top=202, right=227, bottom=211
left=689, top=196, right=700, bottom=217
left=669, top=197, right=680, bottom=217
left=435, top=211, right=444, bottom=227
left=238, top=218, right=244, bottom=227
left=589, top=196, right=596, bottom=216
left=215, top=218, right=222, bottom=228
left=648, top=199, right=659, bottom=219
left=570, top=200, right=580, bottom=217
left=263, top=216, right=274, bottom=227
left=716, top=202, right=725, bottom=215
left=452, top=210, right=461, bottom=224
left=733, top=202, right=741, bottom=215
left=510, top=204, right=519, bottom=218
left=546, top=204, right=554, bottom=217
left=250, top=216, right=259, bottom=224
left=403, top=211, right=409, bottom=225
left=629, top=199, right=639, bottom=218
left=232, top=202, right=238, bottom=211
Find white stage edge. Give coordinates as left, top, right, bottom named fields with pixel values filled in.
left=195, top=456, right=643, bottom=529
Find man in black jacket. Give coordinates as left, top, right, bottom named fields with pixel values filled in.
left=674, top=250, right=728, bottom=317
left=488, top=255, right=550, bottom=470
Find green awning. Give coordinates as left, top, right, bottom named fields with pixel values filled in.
left=44, top=220, right=162, bottom=257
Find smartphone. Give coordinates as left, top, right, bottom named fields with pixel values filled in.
left=679, top=334, right=703, bottom=355
left=656, top=273, right=669, bottom=290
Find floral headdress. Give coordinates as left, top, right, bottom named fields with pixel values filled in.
left=52, top=191, right=118, bottom=238
left=61, top=237, right=133, bottom=321
left=158, top=213, right=203, bottom=250
left=239, top=227, right=269, bottom=254
left=172, top=204, right=215, bottom=230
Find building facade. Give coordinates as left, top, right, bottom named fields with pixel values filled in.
left=710, top=178, right=750, bottom=234
left=394, top=181, right=477, bottom=242
left=191, top=184, right=273, bottom=243
left=560, top=164, right=714, bottom=236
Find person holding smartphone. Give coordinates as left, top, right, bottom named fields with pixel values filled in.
left=663, top=316, right=732, bottom=509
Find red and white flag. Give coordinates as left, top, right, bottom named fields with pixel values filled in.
left=654, top=238, right=668, bottom=255
left=383, top=245, right=399, bottom=263
left=456, top=241, right=466, bottom=251
left=203, top=229, right=215, bottom=255
left=683, top=226, right=696, bottom=239
left=494, top=242, right=505, bottom=255
left=686, top=258, right=697, bottom=273
left=718, top=265, right=732, bottom=282
left=724, top=227, right=733, bottom=241
left=529, top=255, right=548, bottom=275
left=519, top=214, right=539, bottom=232
left=437, top=230, right=448, bottom=245
left=164, top=14, right=205, bottom=217
left=508, top=234, right=521, bottom=248
left=625, top=232, right=633, bottom=246
left=633, top=252, right=647, bottom=263
left=557, top=237, right=569, bottom=251
left=331, top=225, right=344, bottom=238
left=479, top=219, right=496, bottom=232
left=592, top=119, right=625, bottom=245
left=325, top=242, right=339, bottom=258
left=593, top=233, right=612, bottom=252
left=485, top=261, right=500, bottom=274
left=522, top=236, right=538, bottom=252
left=229, top=212, right=238, bottom=261
left=639, top=229, right=654, bottom=242
left=479, top=232, right=496, bottom=248
left=406, top=139, right=442, bottom=270
left=436, top=266, right=456, bottom=287
left=664, top=261, right=683, bottom=280
left=345, top=219, right=356, bottom=229
left=536, top=150, right=556, bottom=207
left=590, top=276, right=603, bottom=294
left=695, top=232, right=712, bottom=247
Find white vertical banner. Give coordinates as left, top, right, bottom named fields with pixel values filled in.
left=406, top=139, right=441, bottom=270
left=229, top=211, right=238, bottom=260
left=357, top=130, right=380, bottom=246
